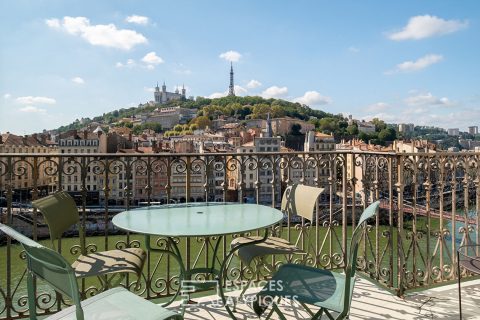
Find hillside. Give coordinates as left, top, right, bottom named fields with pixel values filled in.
left=57, top=95, right=342, bottom=132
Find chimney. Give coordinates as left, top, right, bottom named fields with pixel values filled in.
left=83, top=130, right=88, bottom=140
left=22, top=135, right=28, bottom=146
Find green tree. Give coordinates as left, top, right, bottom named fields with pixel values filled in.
left=174, top=124, right=183, bottom=132
left=318, top=117, right=337, bottom=133
left=191, top=116, right=212, bottom=129
left=251, top=103, right=271, bottom=119
left=378, top=128, right=397, bottom=142
left=346, top=124, right=358, bottom=135
left=371, top=118, right=386, bottom=132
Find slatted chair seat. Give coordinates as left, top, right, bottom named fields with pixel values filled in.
left=229, top=184, right=324, bottom=311
left=72, top=248, right=146, bottom=277
left=46, top=287, right=181, bottom=320
left=231, top=236, right=304, bottom=265
left=252, top=201, right=381, bottom=320
left=231, top=184, right=324, bottom=264
left=0, top=223, right=183, bottom=320
left=32, top=192, right=147, bottom=285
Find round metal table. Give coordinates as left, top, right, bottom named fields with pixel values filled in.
left=112, top=202, right=284, bottom=318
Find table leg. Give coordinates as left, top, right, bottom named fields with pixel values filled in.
left=217, top=228, right=270, bottom=320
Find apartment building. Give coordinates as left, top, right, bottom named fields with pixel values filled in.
left=227, top=116, right=282, bottom=205
left=0, top=133, right=57, bottom=200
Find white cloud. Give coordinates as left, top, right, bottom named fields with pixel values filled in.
left=16, top=96, right=56, bottom=105
left=46, top=16, right=147, bottom=50
left=261, top=86, right=288, bottom=99
left=207, top=85, right=247, bottom=99
left=362, top=112, right=398, bottom=123
left=388, top=15, right=468, bottom=41
left=19, top=106, right=47, bottom=114
left=3, top=93, right=11, bottom=99
left=141, top=51, right=164, bottom=65
left=234, top=85, right=248, bottom=96
left=404, top=92, right=453, bottom=107
left=45, top=18, right=60, bottom=28
left=71, top=77, right=85, bottom=84
left=246, top=79, right=262, bottom=89
left=219, top=50, right=242, bottom=62
left=208, top=92, right=227, bottom=99
left=125, top=15, right=149, bottom=25
left=293, top=91, right=331, bottom=106
left=366, top=102, right=389, bottom=112
left=387, top=54, right=443, bottom=74
left=116, top=58, right=136, bottom=68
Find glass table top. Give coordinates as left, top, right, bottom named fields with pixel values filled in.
left=112, top=202, right=284, bottom=237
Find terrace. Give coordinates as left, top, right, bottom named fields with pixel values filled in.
left=1, top=150, right=479, bottom=319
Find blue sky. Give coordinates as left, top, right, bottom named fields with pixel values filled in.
left=1, top=0, right=479, bottom=134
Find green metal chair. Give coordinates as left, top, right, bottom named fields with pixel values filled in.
left=0, top=223, right=182, bottom=320
left=230, top=184, right=324, bottom=309
left=251, top=201, right=381, bottom=320
left=32, top=191, right=146, bottom=289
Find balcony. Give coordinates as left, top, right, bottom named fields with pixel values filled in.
left=0, top=151, right=479, bottom=319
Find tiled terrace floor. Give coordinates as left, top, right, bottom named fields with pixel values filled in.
left=173, top=277, right=480, bottom=319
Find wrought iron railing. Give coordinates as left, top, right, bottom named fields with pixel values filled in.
left=0, top=151, right=479, bottom=319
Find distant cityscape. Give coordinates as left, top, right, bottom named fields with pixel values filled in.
left=1, top=64, right=479, bottom=206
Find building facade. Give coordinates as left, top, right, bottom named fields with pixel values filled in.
left=154, top=82, right=186, bottom=104
left=0, top=133, right=57, bottom=201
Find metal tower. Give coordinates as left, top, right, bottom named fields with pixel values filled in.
left=228, top=62, right=235, bottom=96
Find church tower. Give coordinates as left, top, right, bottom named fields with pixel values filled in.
left=228, top=62, right=235, bottom=96
left=265, top=113, right=273, bottom=137
left=154, top=82, right=161, bottom=103
left=181, top=84, right=186, bottom=99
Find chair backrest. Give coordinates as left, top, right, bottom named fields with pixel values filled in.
left=281, top=184, right=324, bottom=220
left=32, top=191, right=79, bottom=240
left=342, top=201, right=380, bottom=313
left=0, top=223, right=84, bottom=319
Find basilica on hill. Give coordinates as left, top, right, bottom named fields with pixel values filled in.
left=153, top=82, right=186, bottom=104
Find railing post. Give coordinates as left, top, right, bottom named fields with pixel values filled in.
left=388, top=156, right=394, bottom=287
left=5, top=156, right=13, bottom=319
left=341, top=154, right=347, bottom=270
left=425, top=155, right=432, bottom=286
left=396, top=154, right=406, bottom=296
